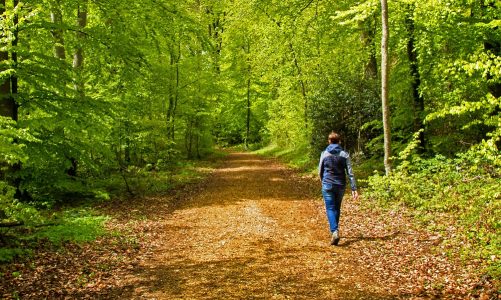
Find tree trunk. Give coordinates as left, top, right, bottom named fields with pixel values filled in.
left=246, top=71, right=251, bottom=148
left=12, top=0, right=20, bottom=193
left=50, top=0, right=66, bottom=60
left=73, top=2, right=87, bottom=98
left=10, top=0, right=18, bottom=122
left=380, top=0, right=392, bottom=175
left=289, top=42, right=308, bottom=129
left=0, top=0, right=23, bottom=199
left=167, top=50, right=176, bottom=138
left=172, top=53, right=179, bottom=140
left=480, top=2, right=501, bottom=98
left=167, top=41, right=180, bottom=140
left=67, top=1, right=87, bottom=178
left=0, top=0, right=17, bottom=121
left=405, top=4, right=425, bottom=152
left=185, top=120, right=193, bottom=159
left=245, top=41, right=251, bottom=149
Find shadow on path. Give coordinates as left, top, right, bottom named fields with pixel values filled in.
left=339, top=231, right=402, bottom=247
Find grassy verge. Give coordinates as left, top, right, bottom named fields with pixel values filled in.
left=253, top=144, right=317, bottom=174
left=364, top=155, right=500, bottom=281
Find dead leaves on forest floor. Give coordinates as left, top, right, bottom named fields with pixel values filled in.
left=0, top=153, right=498, bottom=299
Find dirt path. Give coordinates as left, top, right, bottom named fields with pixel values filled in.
left=127, top=153, right=392, bottom=299
left=2, top=152, right=493, bottom=299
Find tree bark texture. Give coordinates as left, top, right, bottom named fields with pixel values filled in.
left=167, top=40, right=180, bottom=140
left=246, top=71, right=251, bottom=148
left=405, top=4, right=425, bottom=152
left=50, top=0, right=66, bottom=60
left=0, top=0, right=17, bottom=121
left=380, top=0, right=392, bottom=175
left=73, top=2, right=87, bottom=98
left=245, top=41, right=251, bottom=148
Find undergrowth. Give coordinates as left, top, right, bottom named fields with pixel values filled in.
left=0, top=152, right=223, bottom=263
left=0, top=208, right=108, bottom=263
left=364, top=139, right=500, bottom=279
left=256, top=139, right=500, bottom=279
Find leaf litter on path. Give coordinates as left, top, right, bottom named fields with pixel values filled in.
left=1, top=153, right=497, bottom=299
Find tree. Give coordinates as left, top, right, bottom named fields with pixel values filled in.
left=0, top=0, right=16, bottom=121
left=380, top=0, right=391, bottom=175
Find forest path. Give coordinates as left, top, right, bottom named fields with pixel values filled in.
left=0, top=152, right=487, bottom=299
left=129, top=152, right=393, bottom=299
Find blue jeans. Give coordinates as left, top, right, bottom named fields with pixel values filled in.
left=321, top=183, right=345, bottom=233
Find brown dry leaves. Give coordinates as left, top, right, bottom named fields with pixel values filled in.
left=1, top=153, right=498, bottom=299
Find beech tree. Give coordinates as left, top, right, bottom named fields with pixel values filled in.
left=380, top=0, right=391, bottom=175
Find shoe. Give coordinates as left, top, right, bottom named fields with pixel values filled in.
left=330, top=230, right=340, bottom=246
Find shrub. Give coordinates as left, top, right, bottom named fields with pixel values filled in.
left=365, top=137, right=500, bottom=277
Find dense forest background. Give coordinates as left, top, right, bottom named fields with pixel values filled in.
left=0, top=0, right=499, bottom=279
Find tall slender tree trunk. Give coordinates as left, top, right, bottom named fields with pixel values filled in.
left=0, top=0, right=23, bottom=199
left=173, top=48, right=179, bottom=140
left=73, top=1, right=87, bottom=99
left=480, top=3, right=501, bottom=99
left=380, top=0, right=392, bottom=175
left=405, top=4, right=425, bottom=152
left=207, top=7, right=223, bottom=73
left=245, top=41, right=251, bottom=149
left=50, top=0, right=66, bottom=60
left=11, top=0, right=18, bottom=110
left=67, top=1, right=87, bottom=177
left=186, top=120, right=193, bottom=159
left=167, top=51, right=175, bottom=138
left=167, top=40, right=180, bottom=140
left=289, top=42, right=308, bottom=129
left=246, top=69, right=251, bottom=148
left=0, top=0, right=17, bottom=121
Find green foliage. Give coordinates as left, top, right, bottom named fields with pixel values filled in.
left=0, top=0, right=223, bottom=208
left=0, top=206, right=108, bottom=262
left=254, top=142, right=316, bottom=172
left=0, top=248, right=31, bottom=263
left=365, top=141, right=501, bottom=277
left=34, top=211, right=108, bottom=245
left=0, top=118, right=41, bottom=225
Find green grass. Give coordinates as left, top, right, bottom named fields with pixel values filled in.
left=0, top=248, right=32, bottom=263
left=253, top=143, right=317, bottom=173
left=33, top=210, right=109, bottom=245
left=0, top=207, right=108, bottom=263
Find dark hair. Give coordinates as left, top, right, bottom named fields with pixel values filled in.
left=328, top=132, right=341, bottom=144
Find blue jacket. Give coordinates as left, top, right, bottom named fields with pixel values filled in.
left=318, top=144, right=357, bottom=191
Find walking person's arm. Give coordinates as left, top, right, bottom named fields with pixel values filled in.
left=345, top=154, right=359, bottom=200
left=318, top=151, right=325, bottom=181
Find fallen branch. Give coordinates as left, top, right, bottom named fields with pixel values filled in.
left=0, top=221, right=24, bottom=228
left=0, top=221, right=58, bottom=228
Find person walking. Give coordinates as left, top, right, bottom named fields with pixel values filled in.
left=318, top=131, right=359, bottom=245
